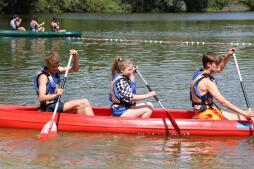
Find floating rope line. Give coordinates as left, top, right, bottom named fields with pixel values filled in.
left=71, top=36, right=252, bottom=46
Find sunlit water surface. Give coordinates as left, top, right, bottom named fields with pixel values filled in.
left=0, top=13, right=254, bottom=168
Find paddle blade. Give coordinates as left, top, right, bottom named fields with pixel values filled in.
left=165, top=111, right=181, bottom=136
left=38, top=121, right=57, bottom=139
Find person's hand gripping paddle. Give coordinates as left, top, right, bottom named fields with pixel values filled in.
left=233, top=52, right=253, bottom=120
left=39, top=54, right=73, bottom=139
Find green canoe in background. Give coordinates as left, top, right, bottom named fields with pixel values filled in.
left=0, top=30, right=81, bottom=37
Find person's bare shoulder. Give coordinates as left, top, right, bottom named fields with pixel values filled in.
left=38, top=74, right=48, bottom=85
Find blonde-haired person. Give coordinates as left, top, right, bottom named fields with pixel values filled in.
left=109, top=57, right=156, bottom=118
left=34, top=49, right=94, bottom=116
left=190, top=48, right=253, bottom=120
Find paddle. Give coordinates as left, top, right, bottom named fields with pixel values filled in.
left=233, top=52, right=252, bottom=118
left=135, top=68, right=181, bottom=136
left=39, top=54, right=73, bottom=138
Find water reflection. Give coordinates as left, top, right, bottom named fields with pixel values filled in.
left=162, top=136, right=254, bottom=168
left=30, top=39, right=46, bottom=53
left=50, top=40, right=65, bottom=51
left=10, top=39, right=26, bottom=56
left=1, top=129, right=254, bottom=168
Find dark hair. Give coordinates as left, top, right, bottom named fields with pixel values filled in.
left=52, top=17, right=58, bottom=22
left=202, top=52, right=221, bottom=69
left=31, top=15, right=37, bottom=21
left=13, top=15, right=20, bottom=20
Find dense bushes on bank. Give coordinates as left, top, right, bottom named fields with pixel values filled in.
left=0, top=0, right=252, bottom=13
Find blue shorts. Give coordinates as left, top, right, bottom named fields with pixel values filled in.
left=112, top=106, right=127, bottom=117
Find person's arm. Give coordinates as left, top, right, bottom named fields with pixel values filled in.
left=132, top=92, right=156, bottom=102
left=56, top=22, right=60, bottom=29
left=16, top=19, right=21, bottom=27
left=58, top=49, right=79, bottom=74
left=204, top=78, right=249, bottom=116
left=52, top=22, right=60, bottom=29
left=116, top=77, right=156, bottom=103
left=218, top=48, right=236, bottom=71
left=38, top=22, right=45, bottom=27
left=38, top=74, right=63, bottom=102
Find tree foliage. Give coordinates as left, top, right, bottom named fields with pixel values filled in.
left=240, top=0, right=254, bottom=10
left=0, top=0, right=252, bottom=13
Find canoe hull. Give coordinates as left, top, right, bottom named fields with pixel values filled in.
left=0, top=30, right=81, bottom=37
left=0, top=105, right=253, bottom=137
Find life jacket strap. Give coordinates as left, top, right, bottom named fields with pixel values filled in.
left=110, top=75, right=124, bottom=104
left=192, top=101, right=213, bottom=112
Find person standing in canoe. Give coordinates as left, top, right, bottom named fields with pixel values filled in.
left=110, top=57, right=156, bottom=118
left=50, top=17, right=66, bottom=32
left=30, top=15, right=45, bottom=32
left=34, top=49, right=94, bottom=116
left=190, top=48, right=253, bottom=120
left=10, top=15, right=26, bottom=31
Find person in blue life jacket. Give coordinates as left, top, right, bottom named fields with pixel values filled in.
left=30, top=15, right=45, bottom=32
left=10, top=15, right=26, bottom=31
left=190, top=48, right=253, bottom=120
left=34, top=49, right=94, bottom=116
left=109, top=57, right=156, bottom=118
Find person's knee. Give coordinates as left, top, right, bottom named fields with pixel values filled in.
left=81, top=99, right=91, bottom=107
left=144, top=105, right=153, bottom=115
left=142, top=107, right=152, bottom=118
left=145, top=102, right=154, bottom=109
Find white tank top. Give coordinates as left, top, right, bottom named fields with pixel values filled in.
left=10, top=19, right=17, bottom=29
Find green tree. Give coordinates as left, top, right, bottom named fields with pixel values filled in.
left=240, top=0, right=254, bottom=10
left=208, top=0, right=231, bottom=11
left=184, top=0, right=208, bottom=12
left=83, top=0, right=124, bottom=13
left=0, top=0, right=32, bottom=13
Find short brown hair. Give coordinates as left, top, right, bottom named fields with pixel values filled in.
left=202, top=52, right=221, bottom=68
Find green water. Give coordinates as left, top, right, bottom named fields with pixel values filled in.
left=0, top=12, right=254, bottom=168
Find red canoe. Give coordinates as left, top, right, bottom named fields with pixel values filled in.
left=0, top=104, right=253, bottom=137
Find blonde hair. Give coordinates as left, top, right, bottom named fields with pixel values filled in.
left=45, top=51, right=60, bottom=66
left=111, top=56, right=132, bottom=76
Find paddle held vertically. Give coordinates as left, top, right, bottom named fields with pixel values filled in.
left=39, top=54, right=73, bottom=138
left=233, top=53, right=251, bottom=111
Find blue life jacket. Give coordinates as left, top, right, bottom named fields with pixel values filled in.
left=34, top=66, right=61, bottom=96
left=109, top=72, right=136, bottom=108
left=190, top=68, right=214, bottom=112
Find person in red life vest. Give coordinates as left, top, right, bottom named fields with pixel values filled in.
left=34, top=49, right=94, bottom=116
left=109, top=57, right=156, bottom=118
left=190, top=48, right=253, bottom=120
